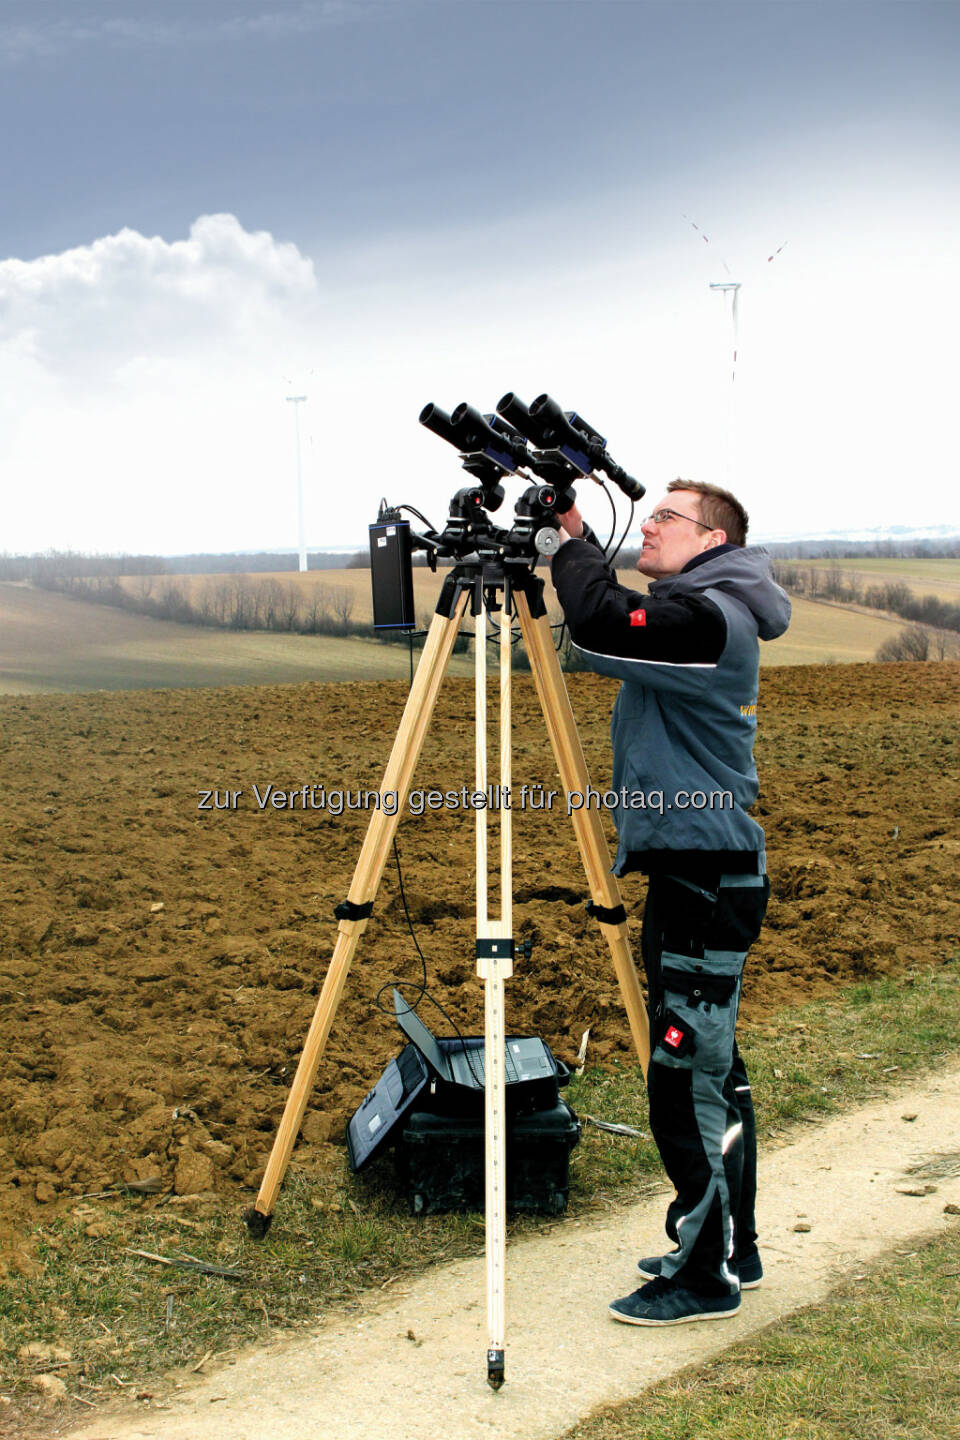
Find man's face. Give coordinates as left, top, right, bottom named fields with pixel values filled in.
left=637, top=490, right=724, bottom=579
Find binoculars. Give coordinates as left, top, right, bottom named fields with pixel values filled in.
left=420, top=393, right=645, bottom=504
left=369, top=392, right=646, bottom=619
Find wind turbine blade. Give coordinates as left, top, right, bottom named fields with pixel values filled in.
left=683, top=213, right=732, bottom=275
left=682, top=212, right=710, bottom=244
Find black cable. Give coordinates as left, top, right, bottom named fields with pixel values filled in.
left=369, top=618, right=485, bottom=1089
left=598, top=479, right=618, bottom=555
left=373, top=838, right=484, bottom=1088
left=398, top=502, right=438, bottom=532
left=606, top=497, right=636, bottom=570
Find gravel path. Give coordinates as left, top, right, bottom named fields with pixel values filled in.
left=69, top=1061, right=960, bottom=1440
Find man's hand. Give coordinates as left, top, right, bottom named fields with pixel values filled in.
left=556, top=503, right=585, bottom=545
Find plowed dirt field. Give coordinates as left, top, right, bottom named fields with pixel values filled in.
left=1, top=662, right=958, bottom=1256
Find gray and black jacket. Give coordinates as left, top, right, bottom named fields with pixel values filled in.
left=551, top=535, right=791, bottom=878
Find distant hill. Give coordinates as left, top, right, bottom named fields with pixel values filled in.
left=0, top=566, right=931, bottom=695
left=0, top=581, right=471, bottom=694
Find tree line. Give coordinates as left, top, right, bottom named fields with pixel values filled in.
left=7, top=547, right=958, bottom=667
left=0, top=549, right=357, bottom=582
left=764, top=537, right=960, bottom=559
left=34, top=571, right=371, bottom=638
left=773, top=564, right=959, bottom=661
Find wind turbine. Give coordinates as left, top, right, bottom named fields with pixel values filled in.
left=684, top=217, right=787, bottom=484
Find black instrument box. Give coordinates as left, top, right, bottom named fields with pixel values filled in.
left=401, top=1101, right=580, bottom=1216
left=369, top=519, right=415, bottom=630
left=345, top=993, right=579, bottom=1211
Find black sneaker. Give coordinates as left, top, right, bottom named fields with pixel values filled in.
left=609, top=1276, right=741, bottom=1326
left=637, top=1249, right=763, bottom=1289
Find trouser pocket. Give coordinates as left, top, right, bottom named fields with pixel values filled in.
left=653, top=961, right=741, bottom=1073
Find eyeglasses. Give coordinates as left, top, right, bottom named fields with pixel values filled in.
left=644, top=507, right=715, bottom=531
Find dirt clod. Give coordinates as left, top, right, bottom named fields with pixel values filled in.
left=173, top=1150, right=216, bottom=1197
left=31, top=1373, right=68, bottom=1402
left=18, top=1342, right=72, bottom=1363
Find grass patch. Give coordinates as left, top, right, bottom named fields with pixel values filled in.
left=568, top=956, right=960, bottom=1197
left=2, top=957, right=958, bottom=1425
left=562, top=1226, right=960, bottom=1440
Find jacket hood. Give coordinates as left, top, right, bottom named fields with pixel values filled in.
left=649, top=546, right=792, bottom=641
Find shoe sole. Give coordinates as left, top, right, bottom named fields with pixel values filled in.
left=637, top=1265, right=762, bottom=1290
left=609, top=1303, right=741, bottom=1327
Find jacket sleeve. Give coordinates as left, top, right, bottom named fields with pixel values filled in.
left=551, top=537, right=727, bottom=667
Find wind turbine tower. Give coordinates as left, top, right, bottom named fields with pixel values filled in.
left=286, top=394, right=308, bottom=573
left=709, top=279, right=742, bottom=387
left=709, top=280, right=741, bottom=484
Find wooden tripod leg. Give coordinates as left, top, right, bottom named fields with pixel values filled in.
left=245, top=596, right=469, bottom=1235
left=514, top=592, right=650, bottom=1071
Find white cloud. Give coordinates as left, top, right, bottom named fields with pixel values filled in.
left=2, top=201, right=958, bottom=559
left=0, top=216, right=328, bottom=554
left=1, top=214, right=317, bottom=377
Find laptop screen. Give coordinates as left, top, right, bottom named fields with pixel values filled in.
left=393, top=989, right=449, bottom=1079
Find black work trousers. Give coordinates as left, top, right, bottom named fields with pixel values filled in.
left=641, top=868, right=770, bottom=1297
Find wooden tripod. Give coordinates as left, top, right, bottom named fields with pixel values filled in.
left=243, top=567, right=650, bottom=1386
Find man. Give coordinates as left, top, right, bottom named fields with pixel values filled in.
left=551, top=480, right=791, bottom=1326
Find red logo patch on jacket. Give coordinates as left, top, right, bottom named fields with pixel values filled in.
left=629, top=608, right=647, bottom=627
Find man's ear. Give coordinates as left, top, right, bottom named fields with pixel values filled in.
left=703, top=529, right=727, bottom=551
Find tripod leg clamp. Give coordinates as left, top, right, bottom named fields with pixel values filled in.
left=334, top=899, right=374, bottom=922
left=475, top=938, right=515, bottom=959
left=513, top=571, right=548, bottom=619
left=476, top=936, right=514, bottom=979
left=586, top=899, right=627, bottom=926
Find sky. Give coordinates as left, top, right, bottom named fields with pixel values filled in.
left=1, top=0, right=959, bottom=556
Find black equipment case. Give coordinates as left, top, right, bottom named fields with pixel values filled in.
left=345, top=992, right=580, bottom=1212
left=401, top=1101, right=580, bottom=1216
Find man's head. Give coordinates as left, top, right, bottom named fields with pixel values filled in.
left=637, top=479, right=749, bottom=579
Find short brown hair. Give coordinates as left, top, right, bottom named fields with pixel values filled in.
left=666, top=479, right=749, bottom=547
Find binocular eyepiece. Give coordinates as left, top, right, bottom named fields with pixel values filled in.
left=420, top=401, right=527, bottom=475
left=419, top=403, right=510, bottom=508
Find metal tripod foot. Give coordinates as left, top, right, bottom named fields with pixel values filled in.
left=487, top=1348, right=505, bottom=1390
